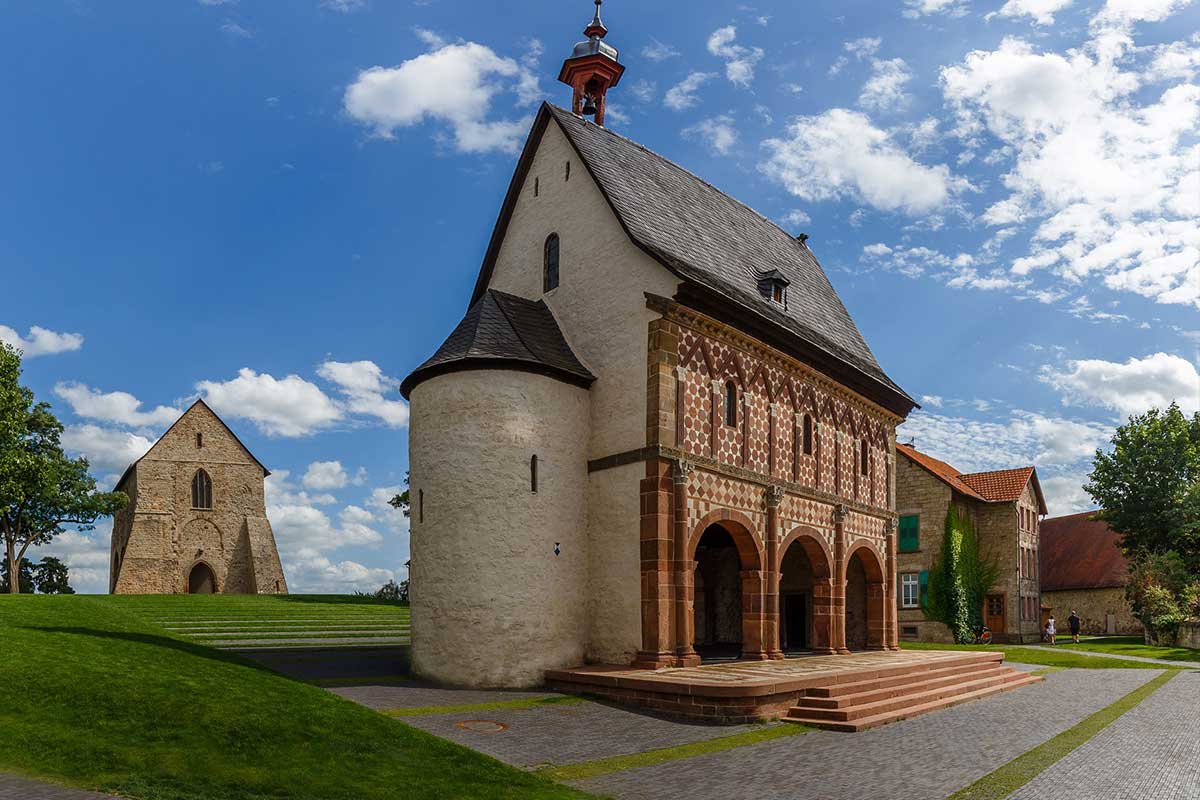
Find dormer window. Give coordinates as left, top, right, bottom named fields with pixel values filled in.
left=757, top=269, right=790, bottom=308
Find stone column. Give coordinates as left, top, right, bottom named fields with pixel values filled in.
left=833, top=503, right=850, bottom=655
left=634, top=458, right=674, bottom=669
left=672, top=459, right=700, bottom=667
left=887, top=522, right=900, bottom=650
left=765, top=484, right=785, bottom=660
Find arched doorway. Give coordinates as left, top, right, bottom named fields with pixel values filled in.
left=779, top=529, right=834, bottom=654
left=188, top=562, right=217, bottom=594
left=845, top=543, right=886, bottom=650
left=693, top=525, right=743, bottom=660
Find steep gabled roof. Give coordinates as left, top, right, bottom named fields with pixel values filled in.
left=898, top=444, right=1047, bottom=513
left=1040, top=511, right=1129, bottom=591
left=469, top=103, right=915, bottom=417
left=113, top=399, right=269, bottom=493
left=400, top=289, right=595, bottom=398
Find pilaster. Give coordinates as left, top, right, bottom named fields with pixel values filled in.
left=833, top=503, right=850, bottom=655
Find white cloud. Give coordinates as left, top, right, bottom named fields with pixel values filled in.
left=994, top=0, right=1073, bottom=25
left=707, top=26, right=764, bottom=87
left=316, top=360, right=409, bottom=428
left=846, top=37, right=882, bottom=59
left=37, top=522, right=113, bottom=594
left=682, top=114, right=739, bottom=155
left=282, top=555, right=395, bottom=594
left=941, top=31, right=1200, bottom=308
left=1040, top=352, right=1200, bottom=416
left=1094, top=0, right=1194, bottom=27
left=198, top=368, right=342, bottom=437
left=0, top=325, right=83, bottom=357
left=859, top=58, right=913, bottom=111
left=780, top=209, right=812, bottom=228
left=664, top=72, right=716, bottom=111
left=320, top=0, right=366, bottom=11
left=630, top=79, right=656, bottom=104
left=904, top=0, right=970, bottom=17
left=220, top=21, right=251, bottom=38
left=302, top=460, right=350, bottom=490
left=642, top=38, right=680, bottom=62
left=198, top=0, right=236, bottom=5
left=921, top=394, right=945, bottom=407
left=761, top=109, right=972, bottom=215
left=265, top=470, right=336, bottom=507
left=343, top=36, right=537, bottom=154
left=61, top=424, right=155, bottom=477
left=53, top=383, right=180, bottom=428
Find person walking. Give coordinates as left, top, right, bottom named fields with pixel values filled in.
left=1069, top=610, right=1081, bottom=644
left=1045, top=614, right=1057, bottom=645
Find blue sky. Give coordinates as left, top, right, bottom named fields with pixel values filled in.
left=3, top=0, right=1197, bottom=593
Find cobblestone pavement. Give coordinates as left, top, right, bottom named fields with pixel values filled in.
left=574, top=669, right=1160, bottom=800
left=0, top=774, right=116, bottom=799
left=1022, top=644, right=1200, bottom=669
left=1011, top=670, right=1200, bottom=800
left=331, top=683, right=557, bottom=710
left=403, top=700, right=768, bottom=769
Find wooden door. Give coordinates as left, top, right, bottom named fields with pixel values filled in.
left=985, top=594, right=1005, bottom=634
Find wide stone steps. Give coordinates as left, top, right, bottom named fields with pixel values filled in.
left=784, top=659, right=1041, bottom=731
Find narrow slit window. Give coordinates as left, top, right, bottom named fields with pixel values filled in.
left=196, top=432, right=203, bottom=448
left=534, top=177, right=539, bottom=197
left=724, top=381, right=737, bottom=427
left=565, top=160, right=571, bottom=181
left=191, top=469, right=213, bottom=510
left=530, top=455, right=539, bottom=493
left=543, top=233, right=560, bottom=293
left=418, top=489, right=424, bottom=523
left=802, top=414, right=813, bottom=455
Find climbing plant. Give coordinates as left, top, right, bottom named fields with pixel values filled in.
left=923, top=505, right=999, bottom=644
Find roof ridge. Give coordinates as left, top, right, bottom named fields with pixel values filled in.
left=547, top=103, right=808, bottom=247
left=960, top=465, right=1036, bottom=477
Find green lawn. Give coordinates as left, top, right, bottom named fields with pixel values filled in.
left=1051, top=635, right=1200, bottom=663
left=0, top=595, right=590, bottom=800
left=898, top=641, right=1186, bottom=670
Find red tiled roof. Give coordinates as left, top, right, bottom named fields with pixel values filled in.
left=896, top=444, right=985, bottom=501
left=1039, top=511, right=1130, bottom=591
left=897, top=444, right=1047, bottom=513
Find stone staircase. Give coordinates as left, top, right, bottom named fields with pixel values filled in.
left=783, top=652, right=1041, bottom=732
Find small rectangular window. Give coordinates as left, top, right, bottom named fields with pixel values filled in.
left=196, top=432, right=203, bottom=448
left=901, top=573, right=920, bottom=608
left=898, top=515, right=919, bottom=552
left=901, top=625, right=919, bottom=639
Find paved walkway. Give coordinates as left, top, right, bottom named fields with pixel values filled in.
left=573, top=669, right=1159, bottom=800
left=1012, top=670, right=1200, bottom=800
left=0, top=774, right=116, bottom=799
left=1023, top=644, right=1200, bottom=669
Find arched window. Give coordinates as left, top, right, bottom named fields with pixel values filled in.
left=802, top=414, right=814, bottom=455
left=530, top=455, right=539, bottom=493
left=543, top=233, right=560, bottom=292
left=191, top=469, right=213, bottom=510
left=724, top=381, right=738, bottom=427
left=859, top=440, right=869, bottom=475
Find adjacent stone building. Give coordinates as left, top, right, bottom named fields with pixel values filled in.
left=401, top=3, right=917, bottom=689
left=1040, top=511, right=1141, bottom=636
left=895, top=444, right=1047, bottom=643
left=109, top=399, right=288, bottom=595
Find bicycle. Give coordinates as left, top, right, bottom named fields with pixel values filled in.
left=972, top=625, right=993, bottom=645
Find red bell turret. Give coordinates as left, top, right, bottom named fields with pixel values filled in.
left=558, top=0, right=625, bottom=126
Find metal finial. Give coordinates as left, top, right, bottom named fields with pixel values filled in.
left=585, top=0, right=607, bottom=38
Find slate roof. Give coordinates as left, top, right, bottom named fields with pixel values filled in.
left=1040, top=511, right=1129, bottom=591
left=400, top=289, right=595, bottom=398
left=897, top=444, right=1047, bottom=513
left=470, top=104, right=915, bottom=416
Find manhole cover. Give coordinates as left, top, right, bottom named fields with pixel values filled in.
left=455, top=719, right=509, bottom=733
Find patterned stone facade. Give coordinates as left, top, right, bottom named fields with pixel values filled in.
left=633, top=302, right=901, bottom=667
left=109, top=400, right=287, bottom=595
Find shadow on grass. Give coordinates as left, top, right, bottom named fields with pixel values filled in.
left=24, top=626, right=278, bottom=675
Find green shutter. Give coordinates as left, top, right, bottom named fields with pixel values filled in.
left=899, top=515, right=919, bottom=552
left=919, top=570, right=929, bottom=608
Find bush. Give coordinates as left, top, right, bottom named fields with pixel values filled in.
left=1127, top=552, right=1200, bottom=642
left=924, top=505, right=998, bottom=644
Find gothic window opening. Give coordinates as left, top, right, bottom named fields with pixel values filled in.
left=802, top=414, right=814, bottom=455
left=543, top=233, right=560, bottom=293
left=191, top=469, right=213, bottom=510
left=724, top=381, right=737, bottom=427
left=531, top=455, right=539, bottom=494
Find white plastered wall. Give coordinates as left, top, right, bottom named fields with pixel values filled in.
left=408, top=369, right=591, bottom=687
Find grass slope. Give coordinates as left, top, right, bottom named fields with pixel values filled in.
left=1052, top=635, right=1200, bottom=663
left=898, top=641, right=1183, bottom=669
left=0, top=595, right=589, bottom=800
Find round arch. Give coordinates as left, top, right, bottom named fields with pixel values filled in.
left=778, top=526, right=836, bottom=654
left=844, top=539, right=886, bottom=581
left=844, top=539, right=887, bottom=650
left=779, top=526, right=833, bottom=578
left=688, top=509, right=763, bottom=569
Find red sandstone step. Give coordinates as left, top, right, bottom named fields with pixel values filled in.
left=800, top=665, right=1014, bottom=709
left=784, top=672, right=1043, bottom=731
left=805, top=658, right=1005, bottom=698
left=789, top=669, right=1031, bottom=721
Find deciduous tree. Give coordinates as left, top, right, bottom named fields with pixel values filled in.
left=0, top=343, right=127, bottom=594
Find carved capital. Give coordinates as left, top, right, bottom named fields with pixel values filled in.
left=888, top=516, right=899, bottom=531
left=765, top=484, right=786, bottom=509
left=675, top=365, right=689, bottom=381
left=672, top=459, right=696, bottom=486
left=834, top=503, right=849, bottom=524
